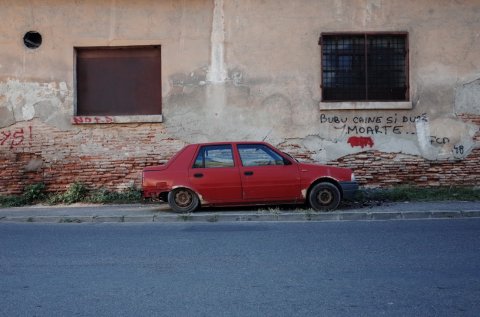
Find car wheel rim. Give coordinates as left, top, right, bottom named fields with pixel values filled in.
left=317, top=189, right=333, bottom=205
left=175, top=190, right=193, bottom=207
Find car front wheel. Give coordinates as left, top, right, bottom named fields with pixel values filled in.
left=308, top=182, right=341, bottom=211
left=168, top=188, right=200, bottom=213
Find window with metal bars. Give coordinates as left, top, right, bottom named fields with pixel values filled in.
left=320, top=33, right=408, bottom=102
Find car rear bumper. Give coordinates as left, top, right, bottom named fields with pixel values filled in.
left=339, top=181, right=359, bottom=200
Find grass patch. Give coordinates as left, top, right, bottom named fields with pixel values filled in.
left=0, top=182, right=143, bottom=208
left=85, top=186, right=142, bottom=204
left=358, top=186, right=480, bottom=203
left=47, top=182, right=89, bottom=205
left=23, top=183, right=47, bottom=202
left=1, top=183, right=479, bottom=208
left=48, top=183, right=142, bottom=205
left=0, top=183, right=46, bottom=207
left=0, top=196, right=27, bottom=208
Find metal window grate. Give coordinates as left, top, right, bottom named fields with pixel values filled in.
left=321, top=33, right=408, bottom=102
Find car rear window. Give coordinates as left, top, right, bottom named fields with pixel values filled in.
left=193, top=145, right=235, bottom=168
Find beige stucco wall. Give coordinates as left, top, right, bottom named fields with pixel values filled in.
left=1, top=0, right=480, bottom=192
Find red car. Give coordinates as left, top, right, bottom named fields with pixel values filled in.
left=142, top=142, right=358, bottom=212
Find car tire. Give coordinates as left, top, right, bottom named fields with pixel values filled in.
left=308, top=182, right=341, bottom=211
left=168, top=188, right=200, bottom=213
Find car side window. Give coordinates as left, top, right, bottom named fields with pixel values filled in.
left=238, top=144, right=285, bottom=167
left=193, top=145, right=235, bottom=168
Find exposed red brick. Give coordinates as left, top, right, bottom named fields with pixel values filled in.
left=1, top=116, right=479, bottom=195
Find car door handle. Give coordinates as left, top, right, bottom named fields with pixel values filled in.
left=194, top=173, right=203, bottom=178
left=244, top=171, right=254, bottom=176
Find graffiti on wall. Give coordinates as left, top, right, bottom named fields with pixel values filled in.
left=0, top=126, right=33, bottom=149
left=320, top=112, right=471, bottom=158
left=72, top=116, right=114, bottom=124
left=347, top=136, right=374, bottom=149
left=320, top=113, right=428, bottom=136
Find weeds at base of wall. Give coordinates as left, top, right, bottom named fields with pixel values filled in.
left=47, top=182, right=89, bottom=205
left=1, top=183, right=479, bottom=208
left=0, top=183, right=46, bottom=207
left=0, top=182, right=142, bottom=207
left=357, top=186, right=480, bottom=204
left=0, top=196, right=28, bottom=208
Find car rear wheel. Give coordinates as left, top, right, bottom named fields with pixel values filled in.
left=168, top=188, right=200, bottom=213
left=308, top=182, right=341, bottom=211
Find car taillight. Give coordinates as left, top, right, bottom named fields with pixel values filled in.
left=351, top=173, right=356, bottom=182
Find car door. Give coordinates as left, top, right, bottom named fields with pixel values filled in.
left=188, top=144, right=243, bottom=203
left=236, top=144, right=302, bottom=202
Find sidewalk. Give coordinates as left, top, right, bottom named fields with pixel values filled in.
left=1, top=201, right=479, bottom=223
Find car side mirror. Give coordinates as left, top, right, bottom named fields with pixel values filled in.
left=283, top=158, right=292, bottom=165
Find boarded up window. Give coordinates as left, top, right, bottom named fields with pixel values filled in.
left=76, top=46, right=162, bottom=116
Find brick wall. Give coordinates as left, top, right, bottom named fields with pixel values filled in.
left=1, top=115, right=479, bottom=196
left=0, top=120, right=185, bottom=195
left=329, top=113, right=480, bottom=188
left=330, top=148, right=480, bottom=188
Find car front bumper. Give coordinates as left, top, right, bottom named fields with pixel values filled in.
left=339, top=181, right=359, bottom=200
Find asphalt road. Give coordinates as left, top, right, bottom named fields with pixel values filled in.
left=1, top=220, right=480, bottom=316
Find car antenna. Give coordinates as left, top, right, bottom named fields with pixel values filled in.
left=262, top=128, right=273, bottom=142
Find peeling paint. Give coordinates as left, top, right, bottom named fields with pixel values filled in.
left=416, top=117, right=431, bottom=157
left=455, top=78, right=480, bottom=115
left=301, top=189, right=307, bottom=199
left=0, top=80, right=72, bottom=129
left=1, top=0, right=480, bottom=193
left=364, top=0, right=383, bottom=25
left=206, top=0, right=227, bottom=83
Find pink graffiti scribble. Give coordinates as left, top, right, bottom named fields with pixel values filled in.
left=72, top=116, right=114, bottom=124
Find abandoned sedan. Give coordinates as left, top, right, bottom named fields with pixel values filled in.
left=142, top=142, right=358, bottom=212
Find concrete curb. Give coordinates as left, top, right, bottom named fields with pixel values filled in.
left=1, top=210, right=480, bottom=224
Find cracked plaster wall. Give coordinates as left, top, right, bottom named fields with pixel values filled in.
left=0, top=80, right=72, bottom=131
left=164, top=0, right=480, bottom=162
left=1, top=0, right=480, bottom=193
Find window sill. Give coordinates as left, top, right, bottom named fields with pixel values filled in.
left=71, top=115, right=163, bottom=125
left=319, top=101, right=412, bottom=111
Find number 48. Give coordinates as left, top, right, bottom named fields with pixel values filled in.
left=454, top=145, right=464, bottom=155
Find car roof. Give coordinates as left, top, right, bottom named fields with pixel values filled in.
left=187, top=141, right=271, bottom=147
